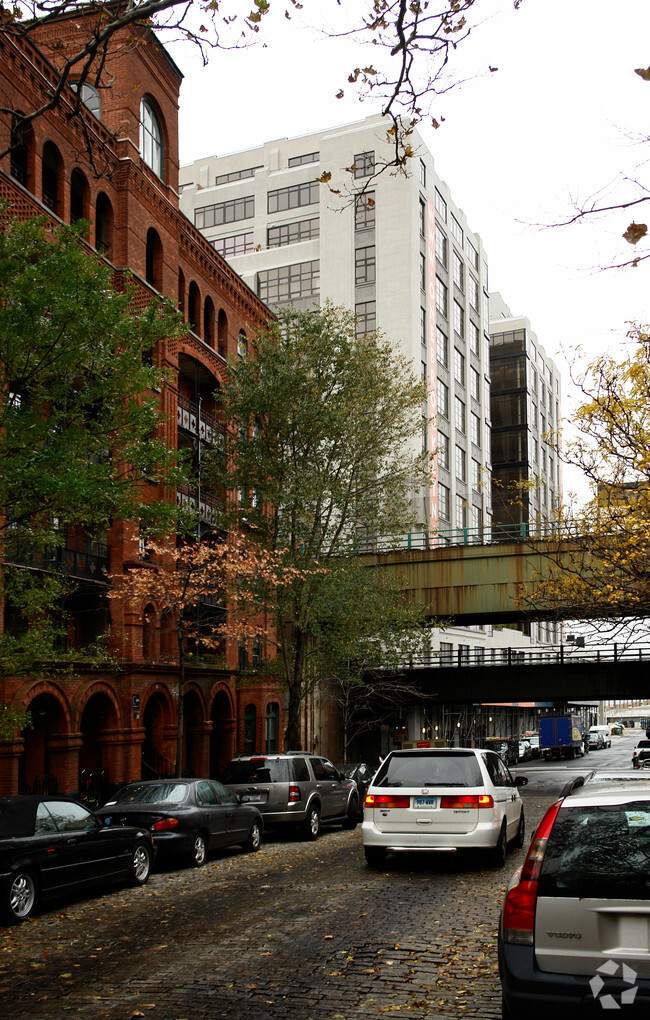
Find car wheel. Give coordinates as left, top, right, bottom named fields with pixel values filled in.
left=4, top=869, right=37, bottom=923
left=489, top=822, right=507, bottom=868
left=364, top=846, right=387, bottom=868
left=191, top=831, right=208, bottom=867
left=300, top=806, right=321, bottom=841
left=342, top=801, right=358, bottom=830
left=130, top=842, right=152, bottom=886
left=513, top=809, right=525, bottom=850
left=244, top=820, right=262, bottom=853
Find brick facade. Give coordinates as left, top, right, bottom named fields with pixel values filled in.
left=0, top=15, right=283, bottom=797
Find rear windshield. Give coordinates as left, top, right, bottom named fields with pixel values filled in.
left=220, top=758, right=290, bottom=784
left=113, top=783, right=188, bottom=805
left=373, top=752, right=482, bottom=788
left=539, top=802, right=650, bottom=899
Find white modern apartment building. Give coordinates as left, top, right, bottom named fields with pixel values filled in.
left=180, top=115, right=562, bottom=667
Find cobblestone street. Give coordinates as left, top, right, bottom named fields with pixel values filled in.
left=0, top=786, right=557, bottom=1019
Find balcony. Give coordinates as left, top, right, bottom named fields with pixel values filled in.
left=5, top=530, right=109, bottom=581
left=177, top=396, right=224, bottom=447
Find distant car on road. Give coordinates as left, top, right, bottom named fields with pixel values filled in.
left=632, top=739, right=650, bottom=768
left=97, top=778, right=263, bottom=867
left=517, top=740, right=533, bottom=762
left=588, top=731, right=605, bottom=750
left=526, top=735, right=541, bottom=759
left=0, top=795, right=153, bottom=923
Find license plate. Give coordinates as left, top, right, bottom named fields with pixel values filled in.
left=413, top=796, right=437, bottom=808
left=241, top=793, right=262, bottom=803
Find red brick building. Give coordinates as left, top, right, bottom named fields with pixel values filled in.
left=0, top=12, right=282, bottom=797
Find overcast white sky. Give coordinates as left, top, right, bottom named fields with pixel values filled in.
left=172, top=0, right=650, bottom=497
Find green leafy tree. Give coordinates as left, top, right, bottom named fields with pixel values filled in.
left=207, top=303, right=432, bottom=749
left=0, top=214, right=187, bottom=545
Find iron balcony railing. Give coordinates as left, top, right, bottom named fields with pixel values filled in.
left=356, top=520, right=563, bottom=553
left=5, top=531, right=109, bottom=581
left=407, top=643, right=650, bottom=670
left=177, top=396, right=224, bottom=447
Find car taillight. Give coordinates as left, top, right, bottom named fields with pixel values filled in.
left=440, top=794, right=494, bottom=809
left=288, top=785, right=301, bottom=803
left=364, top=794, right=410, bottom=809
left=501, top=798, right=563, bottom=946
left=150, top=817, right=180, bottom=832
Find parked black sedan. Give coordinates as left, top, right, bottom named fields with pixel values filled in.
left=97, top=778, right=263, bottom=867
left=0, top=795, right=153, bottom=923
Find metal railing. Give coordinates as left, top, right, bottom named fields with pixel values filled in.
left=407, top=643, right=650, bottom=670
left=356, top=520, right=563, bottom=553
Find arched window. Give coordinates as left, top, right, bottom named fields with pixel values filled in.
left=70, top=82, right=101, bottom=119
left=70, top=168, right=89, bottom=224
left=42, top=141, right=63, bottom=214
left=140, top=98, right=163, bottom=178
left=10, top=115, right=32, bottom=187
left=265, top=703, right=279, bottom=753
left=95, top=192, right=114, bottom=255
left=217, top=309, right=228, bottom=358
left=237, top=330, right=247, bottom=360
left=188, top=281, right=200, bottom=335
left=146, top=227, right=163, bottom=289
left=244, top=704, right=256, bottom=754
left=204, top=296, right=215, bottom=347
left=178, top=267, right=186, bottom=317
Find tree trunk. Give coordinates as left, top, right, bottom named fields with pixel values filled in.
left=283, top=628, right=306, bottom=751
left=176, top=627, right=185, bottom=778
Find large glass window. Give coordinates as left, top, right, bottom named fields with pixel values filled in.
left=438, top=483, right=450, bottom=521
left=453, top=299, right=465, bottom=338
left=71, top=82, right=101, bottom=119
left=356, top=301, right=376, bottom=337
left=288, top=151, right=319, bottom=167
left=435, top=189, right=447, bottom=221
left=455, top=396, right=466, bottom=434
left=267, top=218, right=319, bottom=247
left=452, top=250, right=464, bottom=290
left=436, top=326, right=449, bottom=368
left=454, top=348, right=465, bottom=387
left=196, top=196, right=254, bottom=229
left=140, top=99, right=163, bottom=177
left=437, top=380, right=449, bottom=419
left=257, top=261, right=319, bottom=304
left=437, top=430, right=450, bottom=470
left=354, top=151, right=375, bottom=178
left=355, top=191, right=375, bottom=230
left=435, top=229, right=448, bottom=267
left=355, top=246, right=376, bottom=286
left=213, top=232, right=254, bottom=258
left=435, top=278, right=448, bottom=318
left=267, top=181, right=319, bottom=213
left=455, top=445, right=466, bottom=482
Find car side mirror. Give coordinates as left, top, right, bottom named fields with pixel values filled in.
left=514, top=776, right=528, bottom=787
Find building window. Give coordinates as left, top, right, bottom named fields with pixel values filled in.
left=244, top=704, right=256, bottom=753
left=419, top=198, right=426, bottom=237
left=435, top=188, right=447, bottom=221
left=454, top=348, right=465, bottom=387
left=437, top=430, right=449, bottom=470
left=470, top=366, right=480, bottom=401
left=471, top=458, right=480, bottom=490
left=435, top=278, right=448, bottom=318
left=420, top=307, right=427, bottom=348
left=470, top=411, right=481, bottom=446
left=215, top=166, right=261, bottom=185
left=265, top=703, right=279, bottom=753
left=456, top=496, right=468, bottom=529
left=146, top=228, right=163, bottom=289
left=10, top=116, right=31, bottom=186
left=435, top=229, right=447, bottom=267
left=452, top=250, right=464, bottom=290
left=438, top=483, right=450, bottom=521
left=267, top=218, right=319, bottom=247
left=470, top=321, right=480, bottom=356
left=451, top=214, right=463, bottom=247
left=355, top=191, right=375, bottom=230
left=237, top=330, right=247, bottom=359
left=140, top=98, right=163, bottom=178
left=469, top=275, right=479, bottom=309
left=196, top=196, right=254, bottom=229
left=354, top=150, right=375, bottom=178
left=455, top=445, right=466, bottom=482
left=420, top=159, right=427, bottom=187
left=213, top=231, right=254, bottom=258
left=355, top=245, right=376, bottom=286
left=437, top=379, right=449, bottom=419
left=42, top=140, right=62, bottom=213
left=436, top=326, right=448, bottom=368
left=455, top=396, right=466, bottom=434
left=440, top=641, right=453, bottom=665
left=257, top=260, right=320, bottom=304
left=453, top=299, right=465, bottom=338
left=267, top=181, right=319, bottom=213
left=458, top=642, right=470, bottom=664
left=288, top=151, right=319, bottom=167
left=356, top=301, right=376, bottom=337
left=70, top=81, right=101, bottom=119
left=467, top=239, right=479, bottom=270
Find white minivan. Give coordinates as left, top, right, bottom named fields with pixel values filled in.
left=588, top=724, right=611, bottom=749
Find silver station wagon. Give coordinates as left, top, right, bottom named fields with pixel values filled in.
left=362, top=747, right=527, bottom=868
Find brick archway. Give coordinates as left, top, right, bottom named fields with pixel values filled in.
left=210, top=686, right=236, bottom=776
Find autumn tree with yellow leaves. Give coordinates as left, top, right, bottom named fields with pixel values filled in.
left=110, top=534, right=304, bottom=775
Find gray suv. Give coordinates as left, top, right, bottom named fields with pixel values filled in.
left=220, top=753, right=359, bottom=839
left=499, top=776, right=650, bottom=1017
